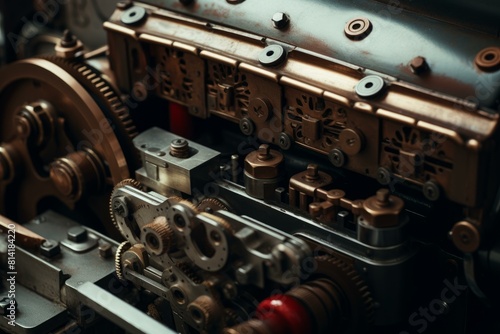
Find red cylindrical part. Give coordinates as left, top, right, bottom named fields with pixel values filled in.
left=255, top=294, right=313, bottom=334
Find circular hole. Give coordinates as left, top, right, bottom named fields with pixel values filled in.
left=129, top=11, right=137, bottom=17
left=484, top=52, right=496, bottom=61
left=173, top=289, right=185, bottom=304
left=365, top=82, right=374, bottom=89
left=174, top=214, right=186, bottom=228
left=146, top=233, right=160, bottom=250
left=191, top=308, right=203, bottom=322
left=266, top=50, right=275, bottom=57
left=210, top=230, right=221, bottom=243
left=352, top=22, right=362, bottom=30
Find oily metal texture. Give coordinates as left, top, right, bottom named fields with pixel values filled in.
left=0, top=58, right=130, bottom=223
left=140, top=0, right=500, bottom=109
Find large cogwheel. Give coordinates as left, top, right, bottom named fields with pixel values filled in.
left=313, top=255, right=374, bottom=333
left=41, top=55, right=140, bottom=172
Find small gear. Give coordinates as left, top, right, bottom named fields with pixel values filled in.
left=197, top=197, right=230, bottom=214
left=313, top=255, right=374, bottom=332
left=109, top=178, right=143, bottom=233
left=141, top=216, right=175, bottom=256
left=177, top=262, right=204, bottom=285
left=115, top=241, right=131, bottom=280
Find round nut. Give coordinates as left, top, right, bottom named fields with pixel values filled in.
left=345, top=18, right=372, bottom=40
left=244, top=146, right=284, bottom=179
left=451, top=221, right=480, bottom=253
left=475, top=47, right=500, bottom=72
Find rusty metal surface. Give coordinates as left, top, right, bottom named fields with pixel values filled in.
left=140, top=0, right=500, bottom=109
left=105, top=3, right=499, bottom=207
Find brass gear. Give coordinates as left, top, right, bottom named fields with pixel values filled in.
left=197, top=197, right=230, bottom=213
left=115, top=241, right=131, bottom=280
left=40, top=56, right=140, bottom=171
left=141, top=216, right=175, bottom=256
left=109, top=178, right=143, bottom=232
left=313, top=255, right=374, bottom=333
left=177, top=262, right=204, bottom=285
left=0, top=57, right=135, bottom=226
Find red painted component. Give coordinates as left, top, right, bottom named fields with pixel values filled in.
left=256, top=294, right=312, bottom=334
left=169, top=102, right=193, bottom=138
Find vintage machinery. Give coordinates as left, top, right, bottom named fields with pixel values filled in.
left=0, top=0, right=500, bottom=333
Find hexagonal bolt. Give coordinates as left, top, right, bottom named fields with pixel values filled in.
left=272, top=12, right=290, bottom=29
left=40, top=240, right=61, bottom=257
left=99, top=243, right=113, bottom=258
left=409, top=56, right=429, bottom=75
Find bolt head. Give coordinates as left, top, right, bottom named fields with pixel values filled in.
left=410, top=56, right=429, bottom=74
left=272, top=12, right=290, bottom=29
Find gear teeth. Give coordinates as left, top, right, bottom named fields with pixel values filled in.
left=197, top=197, right=230, bottom=213
left=177, top=262, right=203, bottom=284
left=141, top=217, right=175, bottom=255
left=314, top=254, right=375, bottom=326
left=40, top=56, right=141, bottom=172
left=110, top=178, right=143, bottom=233
left=115, top=241, right=131, bottom=280
left=199, top=212, right=234, bottom=235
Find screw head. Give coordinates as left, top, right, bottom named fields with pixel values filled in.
left=272, top=12, right=290, bottom=29
left=239, top=118, right=255, bottom=136
left=278, top=132, right=292, bottom=150
left=328, top=149, right=346, bottom=167
left=422, top=180, right=440, bottom=201
left=376, top=167, right=392, bottom=185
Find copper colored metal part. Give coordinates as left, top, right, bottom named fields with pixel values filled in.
left=244, top=144, right=284, bottom=179
left=409, top=56, right=429, bottom=74
left=105, top=6, right=498, bottom=207
left=344, top=18, right=372, bottom=40
left=0, top=58, right=131, bottom=223
left=141, top=216, right=175, bottom=256
left=170, top=138, right=190, bottom=158
left=50, top=149, right=105, bottom=201
left=0, top=215, right=45, bottom=249
left=361, top=189, right=404, bottom=228
left=289, top=165, right=333, bottom=211
left=451, top=221, right=481, bottom=253
left=475, top=47, right=500, bottom=72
